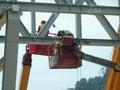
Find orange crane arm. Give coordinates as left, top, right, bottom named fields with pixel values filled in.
left=20, top=66, right=31, bottom=90
left=105, top=26, right=120, bottom=90
left=19, top=47, right=32, bottom=90
left=105, top=47, right=120, bottom=90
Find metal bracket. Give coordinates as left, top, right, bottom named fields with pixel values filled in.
left=12, top=5, right=20, bottom=11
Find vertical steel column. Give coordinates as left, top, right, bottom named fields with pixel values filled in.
left=31, top=0, right=36, bottom=37
left=2, top=11, right=20, bottom=90
left=118, top=0, right=120, bottom=25
left=75, top=15, right=81, bottom=38
left=75, top=0, right=85, bottom=38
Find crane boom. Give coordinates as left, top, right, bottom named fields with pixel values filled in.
left=19, top=46, right=32, bottom=90
left=74, top=49, right=120, bottom=72
left=105, top=26, right=120, bottom=90
left=20, top=66, right=31, bottom=90
left=19, top=35, right=120, bottom=89
left=82, top=53, right=116, bottom=69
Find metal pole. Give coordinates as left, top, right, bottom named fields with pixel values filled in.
left=75, top=14, right=82, bottom=38
left=2, top=11, right=20, bottom=90
left=75, top=0, right=85, bottom=38
left=31, top=0, right=36, bottom=37
left=118, top=0, right=120, bottom=35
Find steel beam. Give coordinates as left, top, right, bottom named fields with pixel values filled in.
left=75, top=14, right=82, bottom=38
left=86, top=0, right=119, bottom=39
left=38, top=0, right=85, bottom=37
left=19, top=37, right=61, bottom=44
left=119, top=0, right=120, bottom=23
left=1, top=36, right=120, bottom=46
left=37, top=0, right=66, bottom=37
left=74, top=0, right=85, bottom=4
left=65, top=0, right=72, bottom=4
left=0, top=1, right=120, bottom=15
left=75, top=0, right=85, bottom=38
left=2, top=11, right=20, bottom=90
left=19, top=38, right=120, bottom=46
left=0, top=12, right=30, bottom=37
left=76, top=38, right=120, bottom=46
left=37, top=13, right=59, bottom=37
left=54, top=0, right=67, bottom=4
left=9, top=0, right=17, bottom=1
left=31, top=0, right=36, bottom=37
left=19, top=21, right=31, bottom=37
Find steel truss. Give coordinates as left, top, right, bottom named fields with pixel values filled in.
left=0, top=0, right=120, bottom=90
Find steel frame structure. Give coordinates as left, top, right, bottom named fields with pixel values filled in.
left=0, top=0, right=120, bottom=90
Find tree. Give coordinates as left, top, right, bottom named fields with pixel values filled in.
left=75, top=78, right=87, bottom=90
left=67, top=88, right=75, bottom=90
left=74, top=67, right=109, bottom=90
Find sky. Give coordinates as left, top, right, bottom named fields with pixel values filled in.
left=0, top=0, right=119, bottom=90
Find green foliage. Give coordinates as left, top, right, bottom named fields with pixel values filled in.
left=74, top=68, right=108, bottom=90
left=67, top=88, right=75, bottom=90
left=75, top=78, right=87, bottom=90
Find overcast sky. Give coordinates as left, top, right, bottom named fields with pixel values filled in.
left=0, top=0, right=119, bottom=90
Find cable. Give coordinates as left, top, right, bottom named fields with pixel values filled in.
left=77, top=68, right=79, bottom=81
left=77, top=67, right=82, bottom=81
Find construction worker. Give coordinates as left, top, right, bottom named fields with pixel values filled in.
left=54, top=42, right=60, bottom=55
left=37, top=20, right=49, bottom=36
left=57, top=30, right=78, bottom=50
left=37, top=20, right=46, bottom=33
left=57, top=30, right=74, bottom=38
left=51, top=42, right=60, bottom=62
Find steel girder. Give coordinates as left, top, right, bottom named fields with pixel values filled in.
left=86, top=0, right=119, bottom=40
left=0, top=1, right=120, bottom=15
left=0, top=0, right=120, bottom=90
left=0, top=36, right=120, bottom=46
left=37, top=0, right=71, bottom=37
left=2, top=11, right=20, bottom=90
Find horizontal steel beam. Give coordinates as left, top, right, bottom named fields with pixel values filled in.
left=0, top=36, right=120, bottom=46
left=0, top=1, right=120, bottom=15
left=19, top=37, right=61, bottom=44
left=54, top=0, right=67, bottom=4
left=75, top=38, right=120, bottom=46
